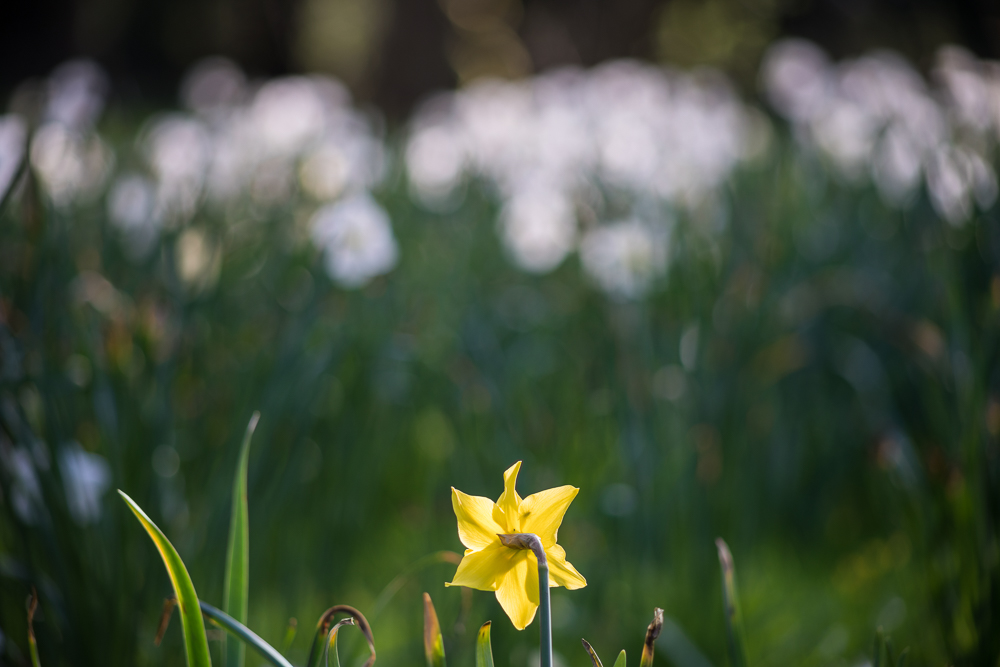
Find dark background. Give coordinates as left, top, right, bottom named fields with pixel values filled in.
left=3, top=0, right=999, bottom=118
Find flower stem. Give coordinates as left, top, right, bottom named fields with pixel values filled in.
left=497, top=533, right=552, bottom=667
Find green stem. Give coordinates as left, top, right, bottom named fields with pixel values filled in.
left=498, top=533, right=552, bottom=667
left=537, top=556, right=552, bottom=667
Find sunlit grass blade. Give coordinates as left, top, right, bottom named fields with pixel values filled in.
left=27, top=587, right=40, bottom=667
left=324, top=618, right=356, bottom=667
left=716, top=539, right=748, bottom=667
left=119, top=490, right=211, bottom=667
left=224, top=412, right=259, bottom=667
left=306, top=606, right=376, bottom=667
left=640, top=608, right=663, bottom=667
left=200, top=601, right=293, bottom=667
left=581, top=639, right=603, bottom=667
left=476, top=622, right=494, bottom=667
left=613, top=650, right=626, bottom=667
left=423, top=592, right=446, bottom=667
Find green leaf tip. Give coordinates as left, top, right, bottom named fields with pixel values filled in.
left=613, top=650, right=626, bottom=667
left=716, top=538, right=748, bottom=667
left=423, top=592, right=446, bottom=667
left=476, top=622, right=494, bottom=667
left=581, top=639, right=603, bottom=667
left=325, top=618, right=356, bottom=667
left=118, top=490, right=211, bottom=667
left=224, top=411, right=259, bottom=667
left=306, top=605, right=375, bottom=667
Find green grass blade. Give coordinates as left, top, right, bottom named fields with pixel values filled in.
left=118, top=490, right=211, bottom=667
left=200, top=601, right=293, bottom=667
left=306, top=606, right=376, bottom=667
left=872, top=629, right=884, bottom=667
left=581, top=640, right=604, bottom=667
left=640, top=608, right=663, bottom=667
left=613, top=650, right=626, bottom=667
left=423, top=592, right=446, bottom=667
left=282, top=618, right=298, bottom=652
left=27, top=587, right=41, bottom=667
left=224, top=412, right=259, bottom=667
left=716, top=539, right=748, bottom=667
left=476, top=622, right=494, bottom=667
left=324, top=618, right=356, bottom=667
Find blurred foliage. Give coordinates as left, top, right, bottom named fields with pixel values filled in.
left=1, top=109, right=999, bottom=666
left=2, top=38, right=1000, bottom=666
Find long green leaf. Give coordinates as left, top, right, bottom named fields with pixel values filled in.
left=224, top=412, right=259, bottom=667
left=324, top=618, right=356, bottom=667
left=476, top=622, right=494, bottom=667
left=613, top=650, right=626, bottom=667
left=306, top=606, right=376, bottom=667
left=716, top=539, right=748, bottom=667
left=581, top=639, right=603, bottom=667
left=119, top=490, right=211, bottom=667
left=423, top=592, right=446, bottom=667
left=201, top=601, right=293, bottom=667
left=640, top=608, right=663, bottom=667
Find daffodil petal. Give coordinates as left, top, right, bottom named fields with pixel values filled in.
left=545, top=544, right=587, bottom=590
left=452, top=487, right=505, bottom=550
left=446, top=544, right=513, bottom=591
left=493, top=461, right=523, bottom=531
left=519, top=485, right=578, bottom=547
left=494, top=550, right=539, bottom=630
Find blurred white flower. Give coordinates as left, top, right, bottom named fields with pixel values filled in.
left=30, top=123, right=112, bottom=206
left=925, top=146, right=996, bottom=225
left=811, top=101, right=878, bottom=180
left=251, top=77, right=329, bottom=157
left=935, top=46, right=997, bottom=137
left=761, top=40, right=833, bottom=124
left=580, top=219, right=668, bottom=299
left=405, top=59, right=752, bottom=276
left=311, top=193, right=399, bottom=287
left=300, top=128, right=384, bottom=201
left=5, top=447, right=42, bottom=524
left=405, top=123, right=467, bottom=205
left=499, top=187, right=577, bottom=273
left=143, top=115, right=211, bottom=219
left=871, top=125, right=923, bottom=206
left=59, top=442, right=111, bottom=525
left=181, top=57, right=247, bottom=120
left=44, top=60, right=108, bottom=132
left=176, top=227, right=221, bottom=291
left=0, top=114, right=27, bottom=198
left=107, top=173, right=161, bottom=259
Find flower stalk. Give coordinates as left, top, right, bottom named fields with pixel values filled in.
left=499, top=533, right=552, bottom=667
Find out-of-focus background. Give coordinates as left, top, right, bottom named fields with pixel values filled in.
left=1, top=0, right=1000, bottom=666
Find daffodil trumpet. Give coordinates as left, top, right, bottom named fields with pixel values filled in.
left=497, top=533, right=553, bottom=667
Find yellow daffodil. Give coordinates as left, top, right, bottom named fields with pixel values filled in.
left=446, top=461, right=587, bottom=630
